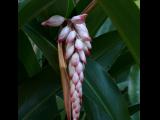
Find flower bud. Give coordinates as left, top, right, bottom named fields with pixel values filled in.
left=70, top=81, right=75, bottom=96
left=75, top=38, right=83, bottom=51
left=71, top=14, right=87, bottom=24
left=75, top=96, right=80, bottom=103
left=71, top=91, right=78, bottom=102
left=66, top=30, right=76, bottom=43
left=76, top=81, right=82, bottom=91
left=72, top=98, right=80, bottom=110
left=75, top=104, right=81, bottom=113
left=71, top=52, right=80, bottom=66
left=79, top=72, right=84, bottom=82
left=72, top=72, right=79, bottom=84
left=72, top=110, right=77, bottom=119
left=68, top=62, right=75, bottom=77
left=74, top=23, right=91, bottom=41
left=41, top=15, right=65, bottom=27
left=84, top=41, right=92, bottom=49
left=78, top=87, right=82, bottom=97
left=65, top=43, right=74, bottom=59
left=76, top=62, right=83, bottom=74
left=83, top=45, right=90, bottom=56
left=58, top=25, right=70, bottom=42
left=78, top=51, right=86, bottom=64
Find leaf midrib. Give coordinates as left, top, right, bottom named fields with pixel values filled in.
left=84, top=79, right=114, bottom=120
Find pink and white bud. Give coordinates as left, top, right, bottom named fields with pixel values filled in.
left=78, top=87, right=82, bottom=97
left=65, top=43, right=74, bottom=59
left=71, top=91, right=78, bottom=102
left=70, top=81, right=75, bottom=96
left=78, top=50, right=86, bottom=64
left=74, top=104, right=81, bottom=113
left=66, top=42, right=73, bottom=49
left=75, top=38, right=84, bottom=51
left=68, top=62, right=76, bottom=77
left=79, top=72, right=84, bottom=82
left=76, top=81, right=82, bottom=91
left=74, top=23, right=91, bottom=41
left=71, top=14, right=87, bottom=24
left=72, top=99, right=80, bottom=112
left=66, top=30, right=76, bottom=43
left=72, top=103, right=80, bottom=120
left=75, top=23, right=88, bottom=33
left=76, top=62, right=83, bottom=74
left=72, top=110, right=77, bottom=119
left=72, top=72, right=79, bottom=84
left=74, top=96, right=80, bottom=103
left=80, top=23, right=89, bottom=32
left=83, top=45, right=90, bottom=56
left=70, top=52, right=80, bottom=66
left=41, top=15, right=65, bottom=27
left=58, top=25, right=70, bottom=42
left=84, top=41, right=92, bottom=49
left=72, top=103, right=76, bottom=110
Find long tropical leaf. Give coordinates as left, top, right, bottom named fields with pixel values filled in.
left=83, top=58, right=130, bottom=120
left=98, top=0, right=140, bottom=64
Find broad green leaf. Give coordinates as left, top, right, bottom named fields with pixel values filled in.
left=18, top=30, right=41, bottom=77
left=121, top=88, right=130, bottom=106
left=131, top=111, right=140, bottom=120
left=117, top=80, right=128, bottom=92
left=135, top=0, right=140, bottom=8
left=56, top=96, right=65, bottom=120
left=128, top=65, right=140, bottom=104
left=28, top=36, right=44, bottom=67
left=74, top=0, right=107, bottom=36
left=23, top=95, right=60, bottom=120
left=74, top=0, right=91, bottom=14
left=18, top=60, right=29, bottom=85
left=95, top=18, right=116, bottom=37
left=80, top=112, right=87, bottom=120
left=91, top=31, right=125, bottom=71
left=128, top=104, right=140, bottom=115
left=18, top=0, right=57, bottom=28
left=34, top=0, right=75, bottom=40
left=128, top=64, right=140, bottom=120
left=98, top=0, right=140, bottom=64
left=108, top=50, right=135, bottom=83
left=38, top=0, right=74, bottom=19
left=19, top=0, right=74, bottom=28
left=84, top=96, right=112, bottom=120
left=28, top=0, right=74, bottom=50
left=23, top=25, right=59, bottom=73
left=85, top=3, right=107, bottom=36
left=18, top=66, right=61, bottom=120
left=83, top=58, right=130, bottom=120
left=27, top=19, right=54, bottom=44
left=65, top=0, right=75, bottom=17
left=129, top=104, right=140, bottom=120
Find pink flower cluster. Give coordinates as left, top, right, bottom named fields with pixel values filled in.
left=42, top=14, right=92, bottom=120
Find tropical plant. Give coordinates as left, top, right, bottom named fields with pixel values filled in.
left=18, top=0, right=140, bottom=120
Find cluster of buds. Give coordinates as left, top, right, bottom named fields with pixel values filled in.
left=41, top=14, right=92, bottom=120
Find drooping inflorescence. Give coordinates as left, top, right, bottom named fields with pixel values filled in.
left=41, top=14, right=92, bottom=120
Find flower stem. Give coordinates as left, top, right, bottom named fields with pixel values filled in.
left=81, top=0, right=97, bottom=14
